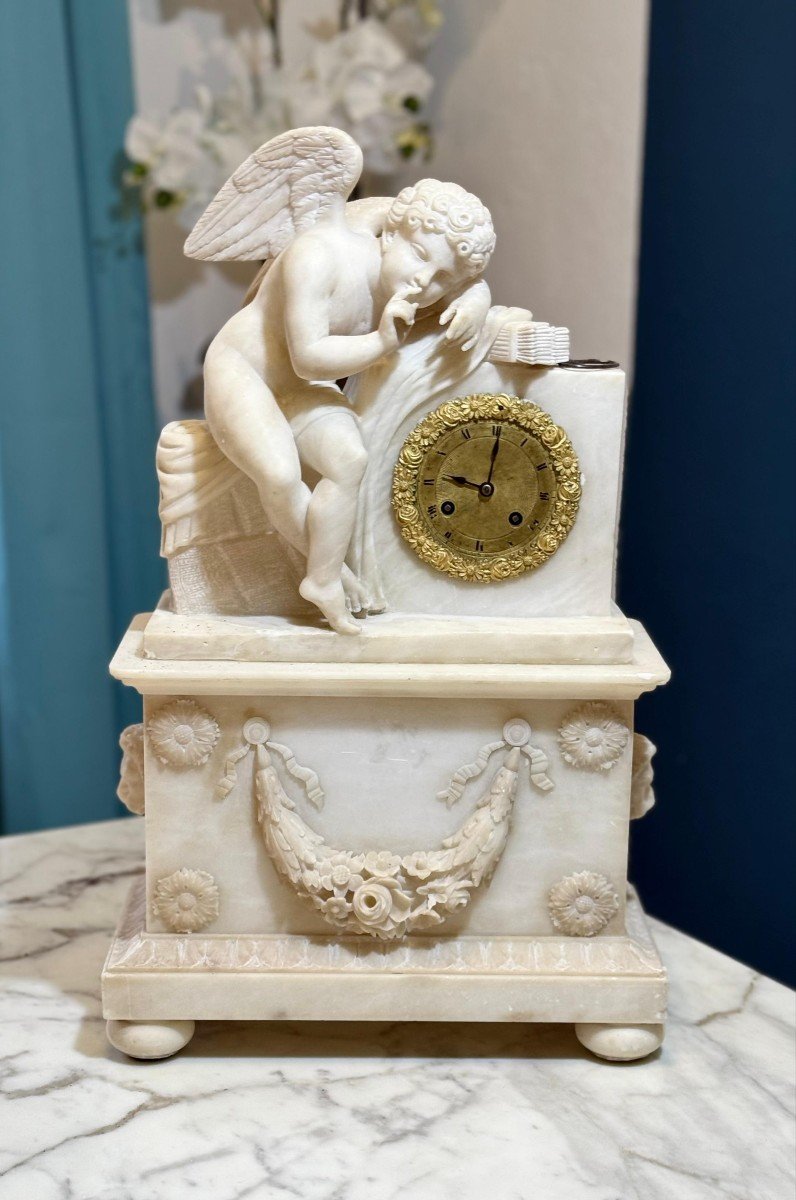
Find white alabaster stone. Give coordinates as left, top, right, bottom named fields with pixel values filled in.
left=352, top=361, right=627, bottom=619
left=575, top=1021, right=664, bottom=1061
left=103, top=876, right=665, bottom=1029
left=173, top=127, right=504, bottom=636
left=112, top=616, right=669, bottom=698
left=106, top=1018, right=195, bottom=1060
left=1, top=819, right=793, bottom=1200
left=143, top=601, right=636, bottom=665
left=140, top=694, right=635, bottom=938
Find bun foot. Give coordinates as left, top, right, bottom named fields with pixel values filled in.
left=107, top=1019, right=195, bottom=1060
left=575, top=1022, right=663, bottom=1061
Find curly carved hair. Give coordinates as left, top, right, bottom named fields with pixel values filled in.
left=384, top=179, right=495, bottom=275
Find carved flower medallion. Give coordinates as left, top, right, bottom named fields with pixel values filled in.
left=318, top=854, right=364, bottom=895
left=557, top=702, right=629, bottom=772
left=147, top=699, right=220, bottom=769
left=152, top=867, right=220, bottom=933
left=314, top=895, right=353, bottom=921
left=548, top=871, right=619, bottom=937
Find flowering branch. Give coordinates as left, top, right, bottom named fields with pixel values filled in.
left=122, top=0, right=442, bottom=227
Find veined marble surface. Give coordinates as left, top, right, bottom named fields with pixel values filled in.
left=1, top=819, right=793, bottom=1200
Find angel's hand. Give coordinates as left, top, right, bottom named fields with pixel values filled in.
left=439, top=284, right=491, bottom=352
left=379, top=290, right=419, bottom=351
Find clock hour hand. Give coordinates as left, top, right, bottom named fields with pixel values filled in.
left=441, top=473, right=482, bottom=491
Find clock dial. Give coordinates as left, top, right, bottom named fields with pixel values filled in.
left=392, top=394, right=581, bottom=582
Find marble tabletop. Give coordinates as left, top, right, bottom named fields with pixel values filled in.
left=0, top=819, right=793, bottom=1200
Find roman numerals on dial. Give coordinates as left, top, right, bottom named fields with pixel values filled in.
left=393, top=396, right=581, bottom=582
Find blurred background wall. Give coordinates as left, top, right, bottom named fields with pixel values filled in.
left=0, top=1, right=793, bottom=985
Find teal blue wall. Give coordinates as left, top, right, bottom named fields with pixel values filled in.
left=0, top=1, right=163, bottom=833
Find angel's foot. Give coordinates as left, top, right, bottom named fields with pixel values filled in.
left=341, top=565, right=370, bottom=614
left=300, top=576, right=362, bottom=635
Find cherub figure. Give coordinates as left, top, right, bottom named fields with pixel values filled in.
left=185, top=127, right=495, bottom=633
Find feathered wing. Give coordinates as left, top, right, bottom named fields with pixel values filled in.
left=183, top=126, right=363, bottom=262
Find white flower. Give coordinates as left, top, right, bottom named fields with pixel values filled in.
left=125, top=109, right=206, bottom=191
left=558, top=702, right=629, bottom=772
left=548, top=871, right=619, bottom=937
left=351, top=877, right=412, bottom=938
left=123, top=8, right=439, bottom=226
left=362, top=849, right=402, bottom=877
left=313, top=894, right=352, bottom=921
left=147, top=699, right=220, bottom=769
left=318, top=855, right=364, bottom=894
left=402, top=850, right=436, bottom=879
left=288, top=20, right=433, bottom=173
left=386, top=1, right=444, bottom=53
left=124, top=115, right=162, bottom=166
left=153, top=868, right=220, bottom=933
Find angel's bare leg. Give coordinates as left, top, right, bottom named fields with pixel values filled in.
left=295, top=411, right=368, bottom=635
left=204, top=344, right=309, bottom=555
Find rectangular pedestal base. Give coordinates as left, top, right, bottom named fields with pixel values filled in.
left=143, top=604, right=636, bottom=666
left=102, top=878, right=666, bottom=1026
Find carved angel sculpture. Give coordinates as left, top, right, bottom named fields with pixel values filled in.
left=184, top=126, right=496, bottom=633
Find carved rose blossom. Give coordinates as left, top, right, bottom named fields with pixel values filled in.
left=153, top=868, right=220, bottom=933
left=351, top=877, right=412, bottom=938
left=147, top=699, right=220, bottom=769
left=548, top=871, right=619, bottom=937
left=557, top=702, right=629, bottom=772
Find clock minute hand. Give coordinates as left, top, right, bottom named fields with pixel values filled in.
left=486, top=434, right=501, bottom=486
left=441, top=473, right=482, bottom=491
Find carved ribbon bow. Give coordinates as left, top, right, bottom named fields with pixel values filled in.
left=215, top=718, right=324, bottom=810
left=437, top=718, right=554, bottom=808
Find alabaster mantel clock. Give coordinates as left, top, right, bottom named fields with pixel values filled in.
left=102, top=126, right=669, bottom=1064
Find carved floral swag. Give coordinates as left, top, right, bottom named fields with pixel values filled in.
left=217, top=715, right=542, bottom=940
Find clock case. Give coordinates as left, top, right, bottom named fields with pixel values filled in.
left=104, top=359, right=670, bottom=1064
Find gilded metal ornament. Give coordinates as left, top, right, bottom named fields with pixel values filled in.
left=391, top=394, right=582, bottom=581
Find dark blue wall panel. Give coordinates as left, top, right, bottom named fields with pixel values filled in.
left=623, top=1, right=796, bottom=985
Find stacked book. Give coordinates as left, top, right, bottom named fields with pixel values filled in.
left=489, top=321, right=571, bottom=366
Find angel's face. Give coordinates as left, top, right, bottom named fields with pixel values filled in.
left=380, top=226, right=470, bottom=308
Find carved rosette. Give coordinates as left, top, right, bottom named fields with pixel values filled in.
left=219, top=717, right=526, bottom=940
left=117, top=724, right=145, bottom=815
left=152, top=868, right=220, bottom=933
left=557, top=702, right=629, bottom=772
left=548, top=871, right=619, bottom=937
left=147, top=699, right=220, bottom=769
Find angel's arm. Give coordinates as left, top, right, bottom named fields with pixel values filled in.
left=438, top=277, right=492, bottom=351
left=282, top=243, right=403, bottom=381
